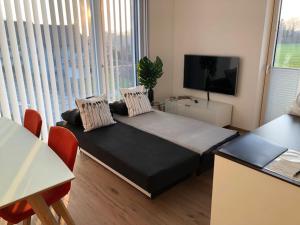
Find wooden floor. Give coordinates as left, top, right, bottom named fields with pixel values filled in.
left=1, top=152, right=213, bottom=225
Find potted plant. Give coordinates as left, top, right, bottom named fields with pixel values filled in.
left=137, top=56, right=163, bottom=104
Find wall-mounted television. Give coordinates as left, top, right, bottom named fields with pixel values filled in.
left=183, top=55, right=239, bottom=96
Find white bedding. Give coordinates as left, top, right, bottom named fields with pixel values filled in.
left=114, top=110, right=237, bottom=155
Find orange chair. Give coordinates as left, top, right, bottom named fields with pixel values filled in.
left=0, top=127, right=78, bottom=225
left=24, top=109, right=42, bottom=137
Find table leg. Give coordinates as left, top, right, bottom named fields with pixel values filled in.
left=52, top=199, right=75, bottom=225
left=26, top=194, right=59, bottom=225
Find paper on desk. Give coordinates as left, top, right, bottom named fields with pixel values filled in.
left=264, top=149, right=300, bottom=183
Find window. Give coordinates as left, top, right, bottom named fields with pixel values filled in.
left=101, top=0, right=137, bottom=100
left=263, top=0, right=300, bottom=123
left=95, top=0, right=147, bottom=101
left=0, top=0, right=147, bottom=138
left=273, top=0, right=300, bottom=69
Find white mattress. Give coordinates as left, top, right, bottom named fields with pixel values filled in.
left=114, top=110, right=237, bottom=155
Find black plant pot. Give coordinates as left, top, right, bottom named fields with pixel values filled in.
left=148, top=88, right=154, bottom=104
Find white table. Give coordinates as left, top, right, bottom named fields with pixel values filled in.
left=0, top=118, right=75, bottom=225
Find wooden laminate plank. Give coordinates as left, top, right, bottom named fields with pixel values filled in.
left=23, top=217, right=31, bottom=225
left=0, top=153, right=212, bottom=225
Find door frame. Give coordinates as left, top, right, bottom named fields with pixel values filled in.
left=259, top=0, right=282, bottom=125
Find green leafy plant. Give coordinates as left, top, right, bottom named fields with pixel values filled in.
left=137, top=56, right=164, bottom=90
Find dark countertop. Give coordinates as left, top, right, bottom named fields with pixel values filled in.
left=253, top=114, right=300, bottom=150
left=217, top=114, right=300, bottom=188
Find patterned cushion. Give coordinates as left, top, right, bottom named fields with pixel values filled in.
left=75, top=95, right=116, bottom=132
left=120, top=86, right=152, bottom=117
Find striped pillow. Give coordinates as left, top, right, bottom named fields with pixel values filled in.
left=76, top=95, right=116, bottom=132
left=120, top=86, right=152, bottom=117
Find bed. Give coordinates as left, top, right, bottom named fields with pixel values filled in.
left=114, top=110, right=237, bottom=155
left=58, top=110, right=238, bottom=198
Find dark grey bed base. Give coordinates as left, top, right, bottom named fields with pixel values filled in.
left=57, top=121, right=238, bottom=198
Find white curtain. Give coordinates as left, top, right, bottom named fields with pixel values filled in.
left=0, top=0, right=99, bottom=138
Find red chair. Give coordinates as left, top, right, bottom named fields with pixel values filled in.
left=24, top=109, right=42, bottom=137
left=0, top=127, right=78, bottom=225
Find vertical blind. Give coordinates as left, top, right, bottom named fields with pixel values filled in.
left=99, top=0, right=138, bottom=101
left=0, top=0, right=98, bottom=138
left=0, top=0, right=147, bottom=138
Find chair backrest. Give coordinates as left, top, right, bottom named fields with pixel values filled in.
left=48, top=126, right=78, bottom=171
left=24, top=109, right=42, bottom=137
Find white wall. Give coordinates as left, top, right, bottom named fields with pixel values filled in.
left=149, top=0, right=270, bottom=130
left=148, top=0, right=174, bottom=101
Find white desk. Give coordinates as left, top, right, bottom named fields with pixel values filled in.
left=0, top=118, right=75, bottom=225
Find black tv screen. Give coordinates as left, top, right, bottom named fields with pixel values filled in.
left=184, top=55, right=239, bottom=95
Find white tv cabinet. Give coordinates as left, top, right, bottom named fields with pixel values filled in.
left=165, top=97, right=233, bottom=127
